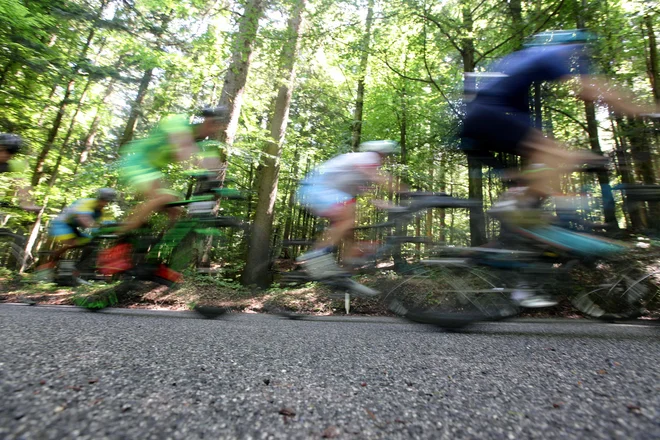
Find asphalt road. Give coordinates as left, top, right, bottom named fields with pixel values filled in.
left=1, top=304, right=658, bottom=440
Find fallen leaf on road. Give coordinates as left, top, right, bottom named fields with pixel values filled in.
left=597, top=370, right=608, bottom=375
left=279, top=407, right=296, bottom=417
left=365, top=408, right=377, bottom=420
left=322, top=426, right=339, bottom=438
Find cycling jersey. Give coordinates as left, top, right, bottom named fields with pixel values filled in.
left=122, top=115, right=192, bottom=168
left=55, top=198, right=110, bottom=226
left=297, top=152, right=382, bottom=217
left=119, top=115, right=193, bottom=194
left=472, top=44, right=590, bottom=113
left=462, top=44, right=591, bottom=156
left=302, top=152, right=382, bottom=196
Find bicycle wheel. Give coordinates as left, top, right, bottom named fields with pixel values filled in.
left=0, top=230, right=31, bottom=272
left=571, top=261, right=660, bottom=320
left=376, top=259, right=519, bottom=329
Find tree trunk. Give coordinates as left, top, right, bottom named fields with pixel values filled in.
left=31, top=24, right=99, bottom=186
left=461, top=1, right=486, bottom=246
left=78, top=79, right=116, bottom=167
left=584, top=101, right=618, bottom=227
left=242, top=0, right=305, bottom=287
left=612, top=115, right=644, bottom=230
left=644, top=14, right=660, bottom=105
left=31, top=78, right=75, bottom=186
left=118, top=67, right=155, bottom=147
left=350, top=0, right=375, bottom=151
left=217, top=0, right=267, bottom=148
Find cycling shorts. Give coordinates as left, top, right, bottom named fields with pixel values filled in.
left=461, top=103, right=532, bottom=156
left=296, top=184, right=355, bottom=219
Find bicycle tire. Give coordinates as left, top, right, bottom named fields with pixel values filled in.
left=0, top=230, right=32, bottom=272
left=571, top=261, right=660, bottom=320
left=376, top=260, right=519, bottom=329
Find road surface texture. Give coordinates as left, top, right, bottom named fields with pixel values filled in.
left=1, top=304, right=658, bottom=439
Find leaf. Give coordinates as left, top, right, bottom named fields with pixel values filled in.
left=279, top=407, right=296, bottom=417
left=322, top=426, right=339, bottom=438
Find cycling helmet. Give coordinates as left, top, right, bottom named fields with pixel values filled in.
left=200, top=105, right=230, bottom=120
left=358, top=140, right=399, bottom=155
left=97, top=188, right=117, bottom=201
left=0, top=133, right=23, bottom=154
left=524, top=29, right=596, bottom=47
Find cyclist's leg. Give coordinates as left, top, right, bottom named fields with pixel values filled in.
left=118, top=170, right=179, bottom=234
left=296, top=185, right=355, bottom=279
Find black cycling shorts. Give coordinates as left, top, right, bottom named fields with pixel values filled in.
left=461, top=103, right=533, bottom=157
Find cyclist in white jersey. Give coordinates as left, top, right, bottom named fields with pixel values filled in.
left=296, top=141, right=405, bottom=280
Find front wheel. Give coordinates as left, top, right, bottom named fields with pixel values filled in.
left=0, top=230, right=32, bottom=273
left=375, top=261, right=519, bottom=329
left=571, top=262, right=660, bottom=320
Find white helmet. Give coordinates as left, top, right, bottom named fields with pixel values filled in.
left=358, top=140, right=399, bottom=155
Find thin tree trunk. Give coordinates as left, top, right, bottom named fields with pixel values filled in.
left=31, top=79, right=75, bottom=186
left=350, top=0, right=375, bottom=151
left=584, top=101, right=618, bottom=227
left=461, top=1, right=486, bottom=246
left=118, top=67, right=155, bottom=147
left=242, top=0, right=305, bottom=287
left=78, top=79, right=116, bottom=167
left=612, top=115, right=643, bottom=230
left=644, top=14, right=660, bottom=105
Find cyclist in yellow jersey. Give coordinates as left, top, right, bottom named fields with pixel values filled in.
left=37, top=189, right=117, bottom=277
left=117, top=107, right=228, bottom=234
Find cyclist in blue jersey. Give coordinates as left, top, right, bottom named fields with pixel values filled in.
left=463, top=30, right=656, bottom=209
left=461, top=30, right=659, bottom=307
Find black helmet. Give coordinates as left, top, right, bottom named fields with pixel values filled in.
left=0, top=133, right=23, bottom=154
left=97, top=188, right=117, bottom=201
left=200, top=105, right=230, bottom=120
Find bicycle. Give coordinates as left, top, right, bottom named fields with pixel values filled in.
left=377, top=203, right=660, bottom=330
left=268, top=192, right=480, bottom=318
left=71, top=177, right=247, bottom=310
left=0, top=202, right=36, bottom=273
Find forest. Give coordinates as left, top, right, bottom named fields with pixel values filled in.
left=1, top=0, right=659, bottom=288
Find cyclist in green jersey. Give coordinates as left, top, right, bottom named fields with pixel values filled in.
left=117, top=106, right=228, bottom=234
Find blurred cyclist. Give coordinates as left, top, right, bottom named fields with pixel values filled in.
left=463, top=29, right=656, bottom=211
left=296, top=140, right=405, bottom=281
left=461, top=29, right=659, bottom=307
left=117, top=106, right=228, bottom=234
left=0, top=133, right=40, bottom=211
left=37, top=188, right=117, bottom=278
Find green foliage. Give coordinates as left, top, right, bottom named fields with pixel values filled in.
left=0, top=0, right=658, bottom=288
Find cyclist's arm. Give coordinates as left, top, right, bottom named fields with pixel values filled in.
left=361, top=167, right=410, bottom=192
left=573, top=75, right=659, bottom=116
left=168, top=132, right=199, bottom=163
left=74, top=214, right=96, bottom=229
